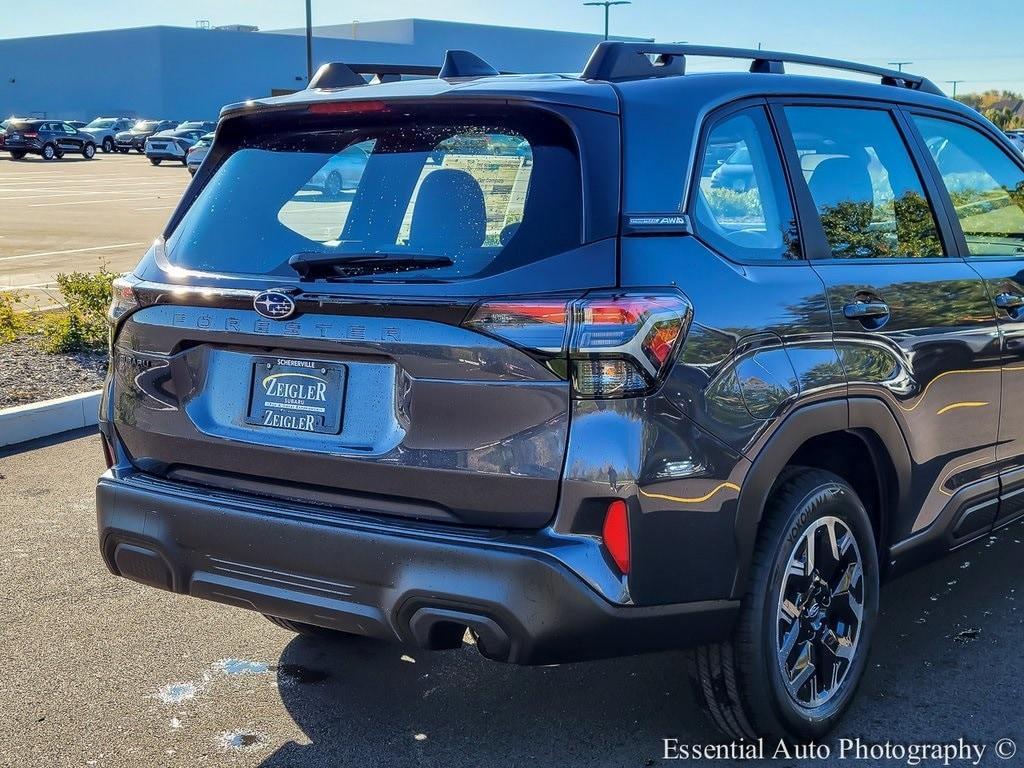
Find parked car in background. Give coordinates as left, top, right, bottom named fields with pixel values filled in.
left=304, top=142, right=370, bottom=197
left=0, top=119, right=97, bottom=160
left=145, top=128, right=206, bottom=165
left=82, top=117, right=135, bottom=153
left=709, top=143, right=755, bottom=191
left=1007, top=130, right=1024, bottom=154
left=185, top=132, right=214, bottom=175
left=65, top=120, right=88, bottom=130
left=176, top=120, right=216, bottom=133
left=115, top=119, right=178, bottom=153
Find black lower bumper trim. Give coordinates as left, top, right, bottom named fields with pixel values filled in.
left=96, top=474, right=738, bottom=664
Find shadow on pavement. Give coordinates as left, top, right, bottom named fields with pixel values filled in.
left=259, top=520, right=1023, bottom=767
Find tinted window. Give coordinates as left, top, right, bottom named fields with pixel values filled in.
left=693, top=107, right=800, bottom=261
left=164, top=106, right=581, bottom=281
left=785, top=106, right=945, bottom=259
left=913, top=116, right=1024, bottom=257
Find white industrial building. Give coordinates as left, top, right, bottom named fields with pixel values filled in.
left=0, top=19, right=647, bottom=122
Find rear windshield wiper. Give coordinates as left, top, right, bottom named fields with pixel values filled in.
left=288, top=252, right=454, bottom=280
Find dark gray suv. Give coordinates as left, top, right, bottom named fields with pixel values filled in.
left=96, top=45, right=1024, bottom=740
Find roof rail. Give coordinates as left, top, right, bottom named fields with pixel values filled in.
left=581, top=42, right=945, bottom=96
left=308, top=50, right=505, bottom=90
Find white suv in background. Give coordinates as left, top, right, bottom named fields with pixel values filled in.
left=82, top=117, right=135, bottom=153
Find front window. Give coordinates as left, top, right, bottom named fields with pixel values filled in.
left=86, top=119, right=116, bottom=130
left=164, top=105, right=581, bottom=281
left=134, top=121, right=159, bottom=131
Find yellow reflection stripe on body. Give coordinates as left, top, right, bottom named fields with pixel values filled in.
left=897, top=368, right=996, bottom=413
left=935, top=401, right=989, bottom=415
left=638, top=482, right=741, bottom=505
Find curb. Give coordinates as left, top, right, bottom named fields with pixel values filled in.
left=0, top=390, right=102, bottom=448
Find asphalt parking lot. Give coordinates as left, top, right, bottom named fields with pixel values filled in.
left=1, top=431, right=1021, bottom=767
left=0, top=153, right=189, bottom=307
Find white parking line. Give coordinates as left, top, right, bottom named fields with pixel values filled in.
left=0, top=281, right=58, bottom=292
left=0, top=242, right=145, bottom=263
left=0, top=189, right=183, bottom=201
left=135, top=205, right=177, bottom=211
left=28, top=196, right=170, bottom=208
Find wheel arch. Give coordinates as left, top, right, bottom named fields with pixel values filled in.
left=731, top=398, right=912, bottom=597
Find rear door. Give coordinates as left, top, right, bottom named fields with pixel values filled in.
left=907, top=110, right=1024, bottom=529
left=774, top=100, right=1002, bottom=543
left=111, top=99, right=620, bottom=529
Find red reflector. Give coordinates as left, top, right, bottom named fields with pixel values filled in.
left=308, top=101, right=388, bottom=115
left=23, top=132, right=38, bottom=139
left=603, top=500, right=630, bottom=574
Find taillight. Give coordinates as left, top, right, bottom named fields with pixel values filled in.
left=108, top=273, right=141, bottom=324
left=22, top=131, right=37, bottom=139
left=464, top=292, right=690, bottom=398
left=463, top=300, right=569, bottom=352
left=603, top=500, right=630, bottom=574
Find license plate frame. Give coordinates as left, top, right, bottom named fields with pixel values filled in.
left=246, top=356, right=346, bottom=435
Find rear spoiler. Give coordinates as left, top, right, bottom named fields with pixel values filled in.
left=308, top=50, right=507, bottom=89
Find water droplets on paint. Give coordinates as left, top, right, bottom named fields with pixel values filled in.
left=156, top=682, right=197, bottom=704
left=218, top=730, right=269, bottom=752
left=215, top=658, right=269, bottom=676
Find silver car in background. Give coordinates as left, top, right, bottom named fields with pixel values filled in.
left=304, top=143, right=370, bottom=198
left=145, top=128, right=205, bottom=166
left=82, top=116, right=134, bottom=153
left=186, top=132, right=214, bottom=175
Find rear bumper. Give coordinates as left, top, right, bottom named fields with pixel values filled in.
left=96, top=472, right=738, bottom=664
left=145, top=148, right=184, bottom=160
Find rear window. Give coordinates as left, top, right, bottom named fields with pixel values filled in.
left=163, top=105, right=582, bottom=281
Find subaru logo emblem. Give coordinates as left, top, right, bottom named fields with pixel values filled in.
left=253, top=290, right=296, bottom=320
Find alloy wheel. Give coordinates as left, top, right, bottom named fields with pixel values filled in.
left=776, top=515, right=864, bottom=710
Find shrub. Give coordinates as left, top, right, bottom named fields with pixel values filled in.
left=41, top=268, right=117, bottom=353
left=0, top=291, right=27, bottom=344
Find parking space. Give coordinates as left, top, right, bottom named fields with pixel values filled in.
left=0, top=153, right=189, bottom=307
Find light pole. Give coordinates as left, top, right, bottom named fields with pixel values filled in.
left=583, top=1, right=631, bottom=41
left=305, top=0, right=314, bottom=82
left=888, top=61, right=912, bottom=72
left=946, top=79, right=964, bottom=98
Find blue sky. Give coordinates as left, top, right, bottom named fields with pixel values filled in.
left=6, top=1, right=1024, bottom=95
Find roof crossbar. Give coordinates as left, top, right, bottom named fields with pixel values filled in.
left=581, top=42, right=944, bottom=96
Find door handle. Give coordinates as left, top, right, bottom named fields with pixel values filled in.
left=843, top=301, right=890, bottom=321
left=994, top=292, right=1024, bottom=311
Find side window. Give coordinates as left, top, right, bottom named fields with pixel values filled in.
left=912, top=116, right=1024, bottom=257
left=784, top=106, right=945, bottom=259
left=693, top=107, right=800, bottom=260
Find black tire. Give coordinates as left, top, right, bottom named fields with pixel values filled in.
left=263, top=614, right=359, bottom=640
left=101, top=137, right=114, bottom=153
left=136, top=146, right=144, bottom=154
left=688, top=468, right=879, bottom=741
left=9, top=150, right=26, bottom=160
left=149, top=158, right=162, bottom=166
left=82, top=143, right=96, bottom=159
left=117, top=147, right=129, bottom=154
left=41, top=143, right=56, bottom=161
left=324, top=170, right=343, bottom=199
